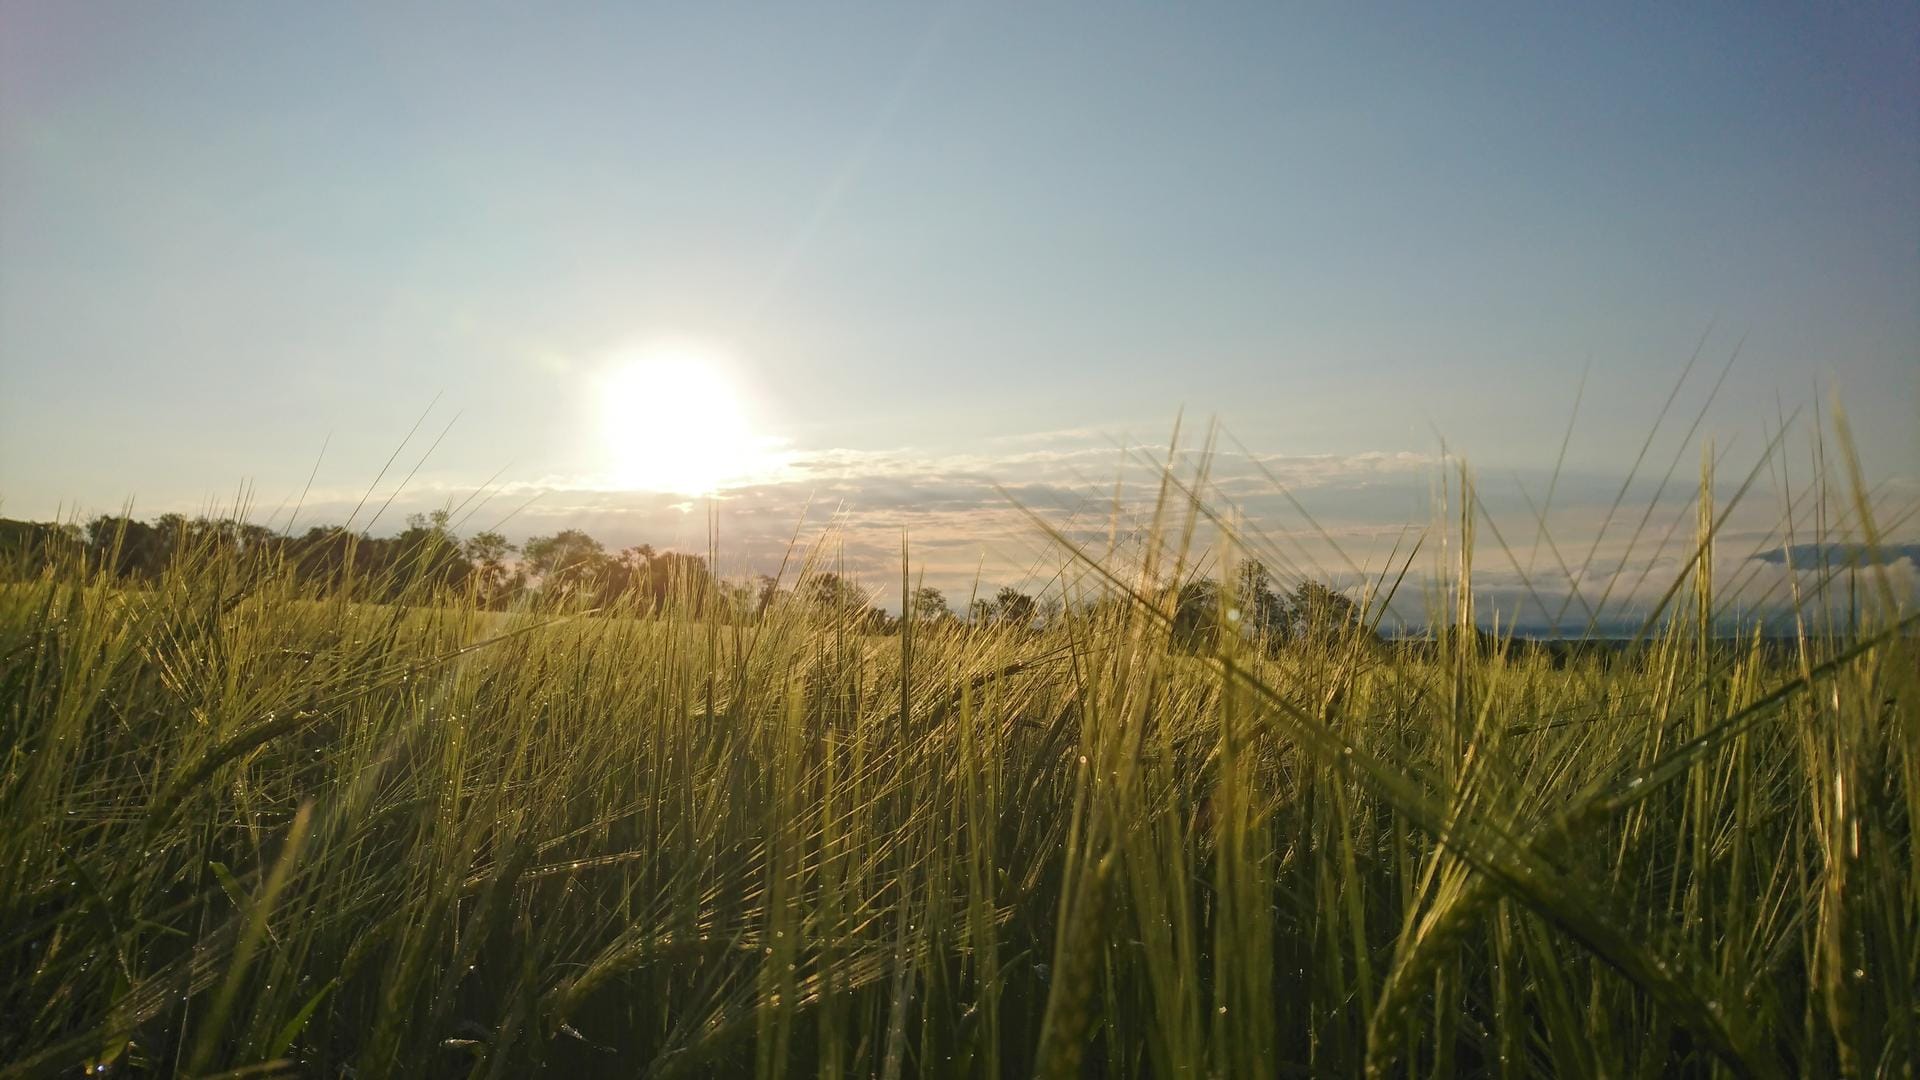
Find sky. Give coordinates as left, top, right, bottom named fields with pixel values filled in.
left=2, top=2, right=1916, bottom=619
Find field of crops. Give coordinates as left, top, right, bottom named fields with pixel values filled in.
left=1, top=453, right=1914, bottom=1078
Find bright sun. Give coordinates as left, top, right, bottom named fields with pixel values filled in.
left=597, top=347, right=766, bottom=494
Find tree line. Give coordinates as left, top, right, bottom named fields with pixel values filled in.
left=1, top=511, right=742, bottom=611
left=0, top=513, right=1373, bottom=647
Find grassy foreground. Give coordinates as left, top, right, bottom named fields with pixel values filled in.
left=1, top=459, right=1915, bottom=1078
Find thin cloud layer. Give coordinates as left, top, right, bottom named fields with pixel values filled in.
left=73, top=423, right=1918, bottom=630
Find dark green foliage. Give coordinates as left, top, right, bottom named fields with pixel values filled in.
left=0, top=518, right=81, bottom=565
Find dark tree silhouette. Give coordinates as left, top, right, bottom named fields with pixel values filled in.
left=627, top=549, right=716, bottom=611
left=1233, top=559, right=1290, bottom=642
left=5, top=509, right=1118, bottom=641
left=0, top=519, right=82, bottom=568
left=801, top=572, right=874, bottom=618
left=1172, top=578, right=1223, bottom=651
left=85, top=515, right=169, bottom=578
left=521, top=529, right=608, bottom=597
left=464, top=530, right=520, bottom=606
left=993, top=586, right=1037, bottom=629
left=1287, top=580, right=1366, bottom=644
left=910, top=585, right=951, bottom=623
left=394, top=510, right=473, bottom=592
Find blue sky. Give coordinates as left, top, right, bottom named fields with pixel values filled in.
left=2, top=2, right=1915, bottom=609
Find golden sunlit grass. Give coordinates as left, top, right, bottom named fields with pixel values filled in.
left=0, top=406, right=1913, bottom=1077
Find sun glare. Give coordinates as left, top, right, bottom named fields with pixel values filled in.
left=597, top=348, right=766, bottom=494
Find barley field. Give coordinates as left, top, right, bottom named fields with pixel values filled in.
left=1, top=439, right=1914, bottom=1079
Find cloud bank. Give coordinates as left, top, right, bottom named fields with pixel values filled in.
left=55, top=424, right=1919, bottom=631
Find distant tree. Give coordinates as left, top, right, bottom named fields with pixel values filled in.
left=859, top=605, right=899, bottom=635
left=1287, top=580, right=1367, bottom=645
left=628, top=549, right=715, bottom=612
left=154, top=513, right=191, bottom=558
left=803, top=571, right=872, bottom=617
left=235, top=522, right=280, bottom=559
left=67, top=512, right=298, bottom=581
left=187, top=517, right=237, bottom=553
left=0, top=518, right=82, bottom=572
left=1172, top=578, right=1223, bottom=652
left=464, top=530, right=519, bottom=606
left=464, top=529, right=513, bottom=572
left=85, top=515, right=168, bottom=578
left=522, top=529, right=608, bottom=597
left=288, top=525, right=361, bottom=586
left=993, top=586, right=1037, bottom=629
left=394, top=510, right=472, bottom=591
left=27, top=507, right=971, bottom=632
left=605, top=544, right=651, bottom=605
left=715, top=577, right=763, bottom=623
left=1155, top=569, right=1372, bottom=654
left=1233, top=560, right=1286, bottom=636
left=910, top=585, right=952, bottom=624
left=754, top=575, right=782, bottom=616
left=403, top=509, right=455, bottom=540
